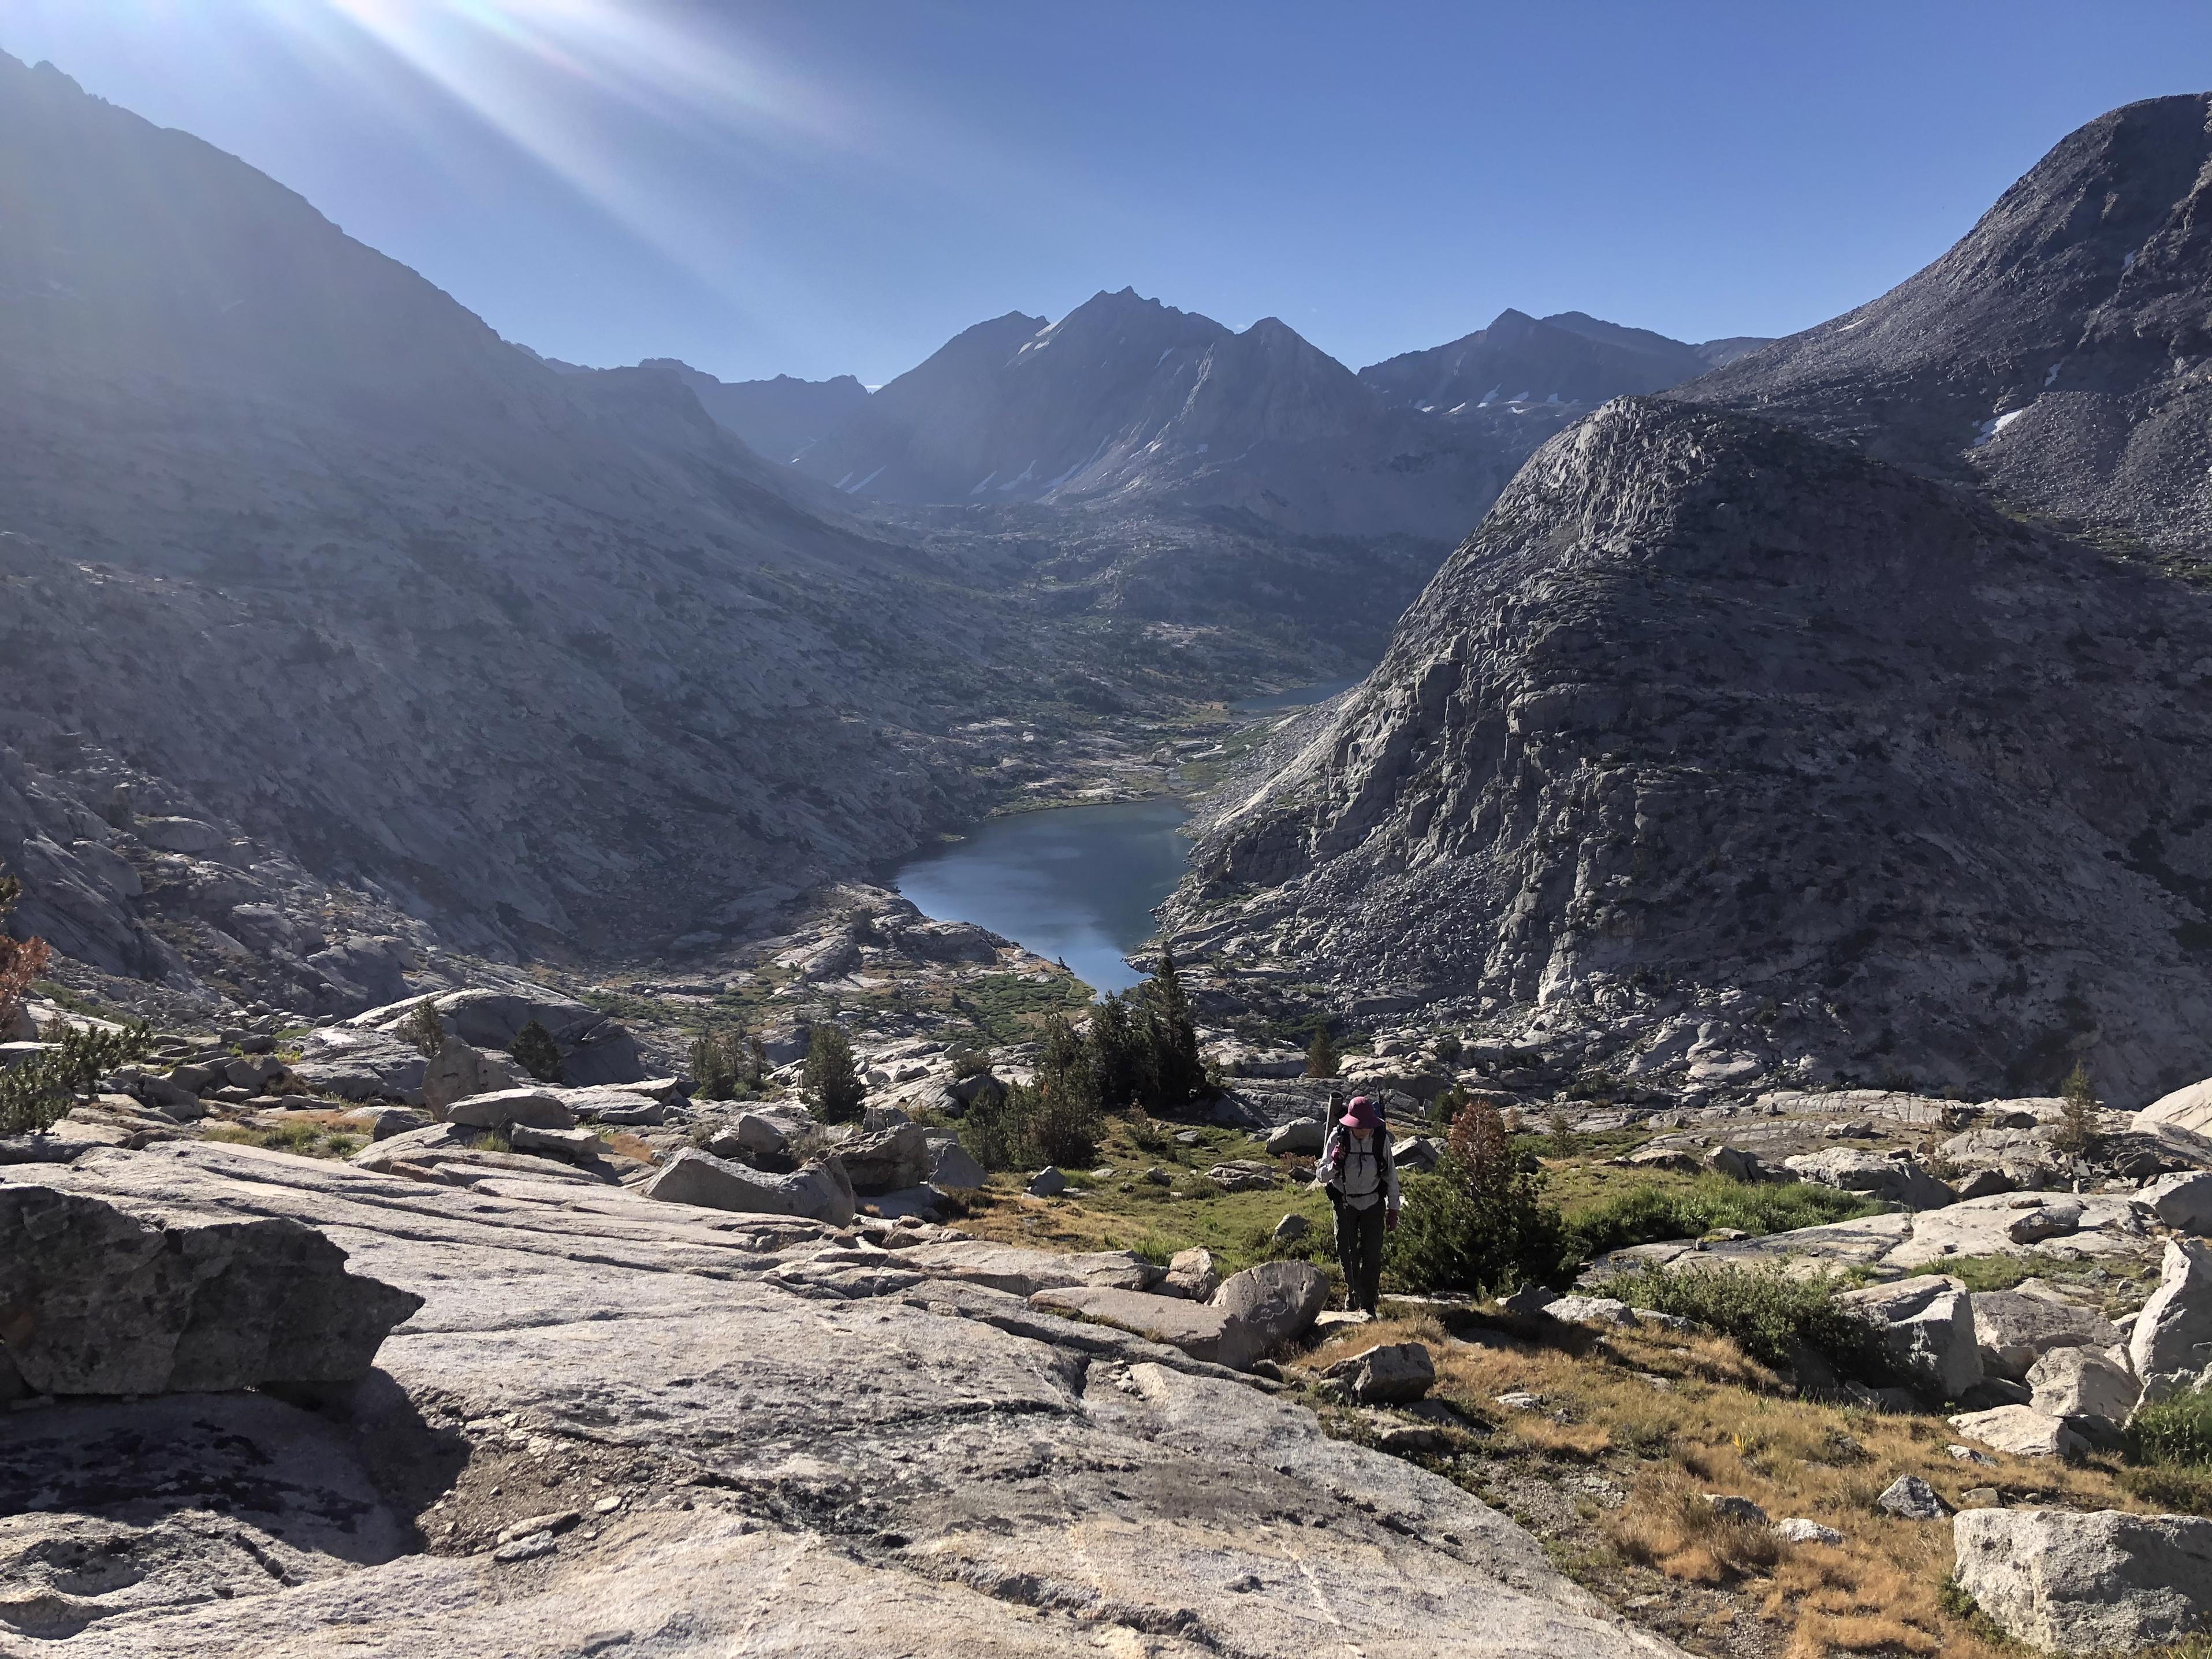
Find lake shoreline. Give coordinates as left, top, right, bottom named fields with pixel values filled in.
left=888, top=675, right=1366, bottom=992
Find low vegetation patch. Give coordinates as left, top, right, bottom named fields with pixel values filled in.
left=1602, top=1261, right=1889, bottom=1375
left=2129, top=1385, right=2212, bottom=1469
left=1301, top=1298, right=2168, bottom=1659
left=203, top=1119, right=363, bottom=1159
left=1564, top=1177, right=1880, bottom=1260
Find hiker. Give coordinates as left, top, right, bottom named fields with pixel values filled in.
left=1316, top=1093, right=1399, bottom=1315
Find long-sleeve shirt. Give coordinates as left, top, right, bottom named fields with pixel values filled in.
left=1317, top=1124, right=1399, bottom=1212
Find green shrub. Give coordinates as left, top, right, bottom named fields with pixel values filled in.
left=2130, top=1386, right=2212, bottom=1468
left=805, top=1024, right=865, bottom=1122
left=1391, top=1101, right=1566, bottom=1296
left=399, top=998, right=444, bottom=1058
left=688, top=1026, right=762, bottom=1101
left=1600, top=1261, right=1887, bottom=1374
left=2118, top=1461, right=2212, bottom=1516
left=1564, top=1176, right=1879, bottom=1259
left=957, top=1013, right=1101, bottom=1169
left=947, top=1047, right=992, bottom=1080
left=0, top=1021, right=153, bottom=1134
left=510, top=1020, right=565, bottom=1084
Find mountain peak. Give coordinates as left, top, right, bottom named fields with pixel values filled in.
left=1359, top=307, right=1757, bottom=410
left=1682, top=88, right=2212, bottom=559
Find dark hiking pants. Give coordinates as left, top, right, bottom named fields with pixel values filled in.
left=1335, top=1199, right=1386, bottom=1312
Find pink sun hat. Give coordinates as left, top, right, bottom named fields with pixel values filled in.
left=1340, top=1095, right=1382, bottom=1129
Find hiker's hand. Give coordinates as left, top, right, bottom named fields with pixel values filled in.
left=1386, top=1209, right=1399, bottom=1232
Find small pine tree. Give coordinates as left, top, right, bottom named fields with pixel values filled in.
left=806, top=1022, right=866, bottom=1122
left=1136, top=947, right=1205, bottom=1108
left=1088, top=992, right=1144, bottom=1110
left=689, top=1029, right=737, bottom=1100
left=399, top=998, right=445, bottom=1058
left=2052, top=1063, right=2102, bottom=1158
left=1391, top=1099, right=1565, bottom=1296
left=745, top=1033, right=769, bottom=1091
left=1305, top=1022, right=1341, bottom=1080
left=1029, top=1012, right=1103, bottom=1166
left=1546, top=1103, right=1575, bottom=1160
left=510, top=1019, right=565, bottom=1084
left=0, top=1020, right=152, bottom=1134
left=0, top=877, right=54, bottom=1039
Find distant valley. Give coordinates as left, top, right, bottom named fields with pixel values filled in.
left=7, top=44, right=2207, bottom=1114
left=0, top=47, right=1753, bottom=1030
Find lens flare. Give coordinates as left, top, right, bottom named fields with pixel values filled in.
left=253, top=0, right=862, bottom=285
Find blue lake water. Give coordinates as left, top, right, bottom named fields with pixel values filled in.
left=891, top=797, right=1192, bottom=995
left=1232, top=675, right=1365, bottom=713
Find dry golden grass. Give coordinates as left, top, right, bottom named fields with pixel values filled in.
left=599, top=1129, right=659, bottom=1165
left=1299, top=1302, right=2166, bottom=1659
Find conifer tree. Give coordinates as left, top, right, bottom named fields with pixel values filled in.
left=510, top=1019, right=565, bottom=1083
left=806, top=1022, right=866, bottom=1122
left=1139, top=946, right=1205, bottom=1106
left=1088, top=992, right=1144, bottom=1110
left=2052, top=1062, right=2102, bottom=1158
left=1305, top=1022, right=1340, bottom=1080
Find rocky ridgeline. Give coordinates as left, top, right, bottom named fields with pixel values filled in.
left=1684, top=92, right=2212, bottom=569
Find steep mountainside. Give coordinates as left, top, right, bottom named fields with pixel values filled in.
left=1683, top=92, right=2212, bottom=565
left=636, top=362, right=872, bottom=463
left=791, top=288, right=1577, bottom=542
left=0, top=54, right=1079, bottom=1010
left=1167, top=400, right=2212, bottom=1104
left=1358, top=309, right=1768, bottom=412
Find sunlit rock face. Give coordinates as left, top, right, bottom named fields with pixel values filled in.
left=1684, top=92, right=2212, bottom=570
left=1169, top=399, right=2212, bottom=1103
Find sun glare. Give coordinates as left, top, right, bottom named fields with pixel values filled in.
left=253, top=0, right=854, bottom=281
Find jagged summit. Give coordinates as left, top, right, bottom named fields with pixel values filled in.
left=789, top=288, right=1517, bottom=538
left=1358, top=308, right=1766, bottom=413
left=1684, top=91, right=2212, bottom=562
left=1168, top=397, right=2212, bottom=1102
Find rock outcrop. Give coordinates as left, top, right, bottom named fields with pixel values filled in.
left=0, top=1140, right=1682, bottom=1657
left=1168, top=399, right=2212, bottom=1100
left=0, top=1180, right=420, bottom=1396
left=639, top=1148, right=857, bottom=1227
left=1956, top=1508, right=2212, bottom=1653
left=2131, top=1237, right=2212, bottom=1397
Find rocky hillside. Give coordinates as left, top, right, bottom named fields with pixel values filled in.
left=1682, top=92, right=2212, bottom=568
left=1166, top=399, right=2212, bottom=1104
left=1359, top=308, right=1768, bottom=412
left=0, top=53, right=1141, bottom=1007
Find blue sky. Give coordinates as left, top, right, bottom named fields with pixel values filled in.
left=11, top=2, right=2212, bottom=384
